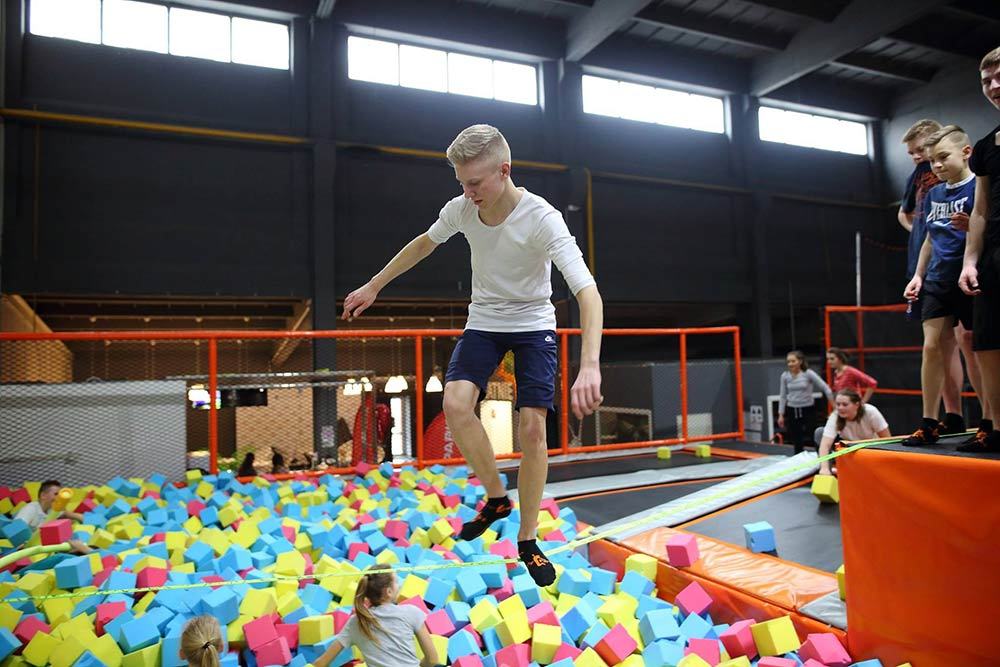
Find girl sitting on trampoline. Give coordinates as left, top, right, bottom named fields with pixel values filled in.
left=816, top=389, right=891, bottom=476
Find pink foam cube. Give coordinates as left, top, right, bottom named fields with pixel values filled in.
left=542, top=529, right=567, bottom=542
left=453, top=657, right=485, bottom=667
left=75, top=498, right=97, bottom=513
left=95, top=601, right=127, bottom=636
left=540, top=498, right=560, bottom=517
left=803, top=660, right=831, bottom=667
left=442, top=495, right=461, bottom=509
left=383, top=520, right=409, bottom=540
left=446, top=516, right=464, bottom=534
left=254, top=636, right=292, bottom=666
left=354, top=462, right=375, bottom=476
left=347, top=543, right=370, bottom=561
left=187, top=500, right=206, bottom=516
left=39, top=519, right=72, bottom=546
left=594, top=624, right=638, bottom=665
left=685, top=637, right=721, bottom=665
left=489, top=539, right=518, bottom=566
left=400, top=596, right=430, bottom=614
left=490, top=579, right=514, bottom=601
left=758, top=658, right=798, bottom=667
left=675, top=580, right=713, bottom=616
left=495, top=643, right=530, bottom=667
left=552, top=643, right=582, bottom=662
left=275, top=623, right=298, bottom=651
left=425, top=609, right=456, bottom=636
left=666, top=533, right=701, bottom=567
left=526, top=601, right=559, bottom=628
left=92, top=568, right=113, bottom=589
left=14, top=615, right=50, bottom=643
left=460, top=625, right=482, bottom=647
left=799, top=633, right=851, bottom=667
left=136, top=567, right=168, bottom=590
left=244, top=616, right=279, bottom=651
left=10, top=489, right=30, bottom=505
left=331, top=610, right=351, bottom=634
left=720, top=619, right=757, bottom=659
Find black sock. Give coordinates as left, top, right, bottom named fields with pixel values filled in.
left=980, top=420, right=994, bottom=433
left=458, top=495, right=512, bottom=541
left=518, top=539, right=556, bottom=587
left=922, top=417, right=939, bottom=430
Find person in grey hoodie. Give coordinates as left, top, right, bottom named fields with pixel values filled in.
left=778, top=350, right=833, bottom=453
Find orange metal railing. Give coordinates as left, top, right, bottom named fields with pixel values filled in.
left=0, top=326, right=744, bottom=474
left=823, top=304, right=976, bottom=398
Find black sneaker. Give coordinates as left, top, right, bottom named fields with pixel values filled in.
left=459, top=496, right=512, bottom=541
left=957, top=429, right=1000, bottom=453
left=938, top=413, right=966, bottom=435
left=901, top=424, right=940, bottom=447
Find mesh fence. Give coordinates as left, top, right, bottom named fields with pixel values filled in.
left=0, top=327, right=744, bottom=481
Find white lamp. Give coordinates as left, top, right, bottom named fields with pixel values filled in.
left=425, top=375, right=443, bottom=393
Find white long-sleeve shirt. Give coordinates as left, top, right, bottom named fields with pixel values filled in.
left=427, top=189, right=595, bottom=332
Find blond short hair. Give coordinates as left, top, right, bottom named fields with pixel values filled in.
left=981, top=46, right=1000, bottom=71
left=902, top=119, right=941, bottom=144
left=926, top=124, right=970, bottom=150
left=446, top=125, right=511, bottom=167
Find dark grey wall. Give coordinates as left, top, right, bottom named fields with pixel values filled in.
left=1, top=0, right=901, bottom=358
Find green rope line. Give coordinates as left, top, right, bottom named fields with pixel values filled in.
left=3, top=439, right=889, bottom=605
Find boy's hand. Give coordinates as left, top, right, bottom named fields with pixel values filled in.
left=819, top=463, right=833, bottom=477
left=571, top=363, right=602, bottom=420
left=903, top=275, right=922, bottom=302
left=959, top=264, right=980, bottom=296
left=950, top=211, right=970, bottom=232
left=777, top=414, right=784, bottom=429
left=342, top=282, right=380, bottom=320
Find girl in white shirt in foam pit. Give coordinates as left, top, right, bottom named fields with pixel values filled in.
left=816, top=389, right=891, bottom=476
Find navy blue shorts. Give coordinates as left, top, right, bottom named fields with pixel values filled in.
left=445, top=329, right=557, bottom=411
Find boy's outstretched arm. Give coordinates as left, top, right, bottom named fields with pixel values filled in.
left=343, top=233, right=440, bottom=319
left=572, top=285, right=604, bottom=420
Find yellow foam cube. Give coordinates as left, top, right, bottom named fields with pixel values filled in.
left=227, top=615, right=252, bottom=648
left=16, top=572, right=54, bottom=598
left=194, top=481, right=214, bottom=499
left=619, top=656, right=645, bottom=667
left=133, top=592, right=156, bottom=615
left=836, top=564, right=846, bottom=601
left=597, top=595, right=636, bottom=628
left=173, top=562, right=195, bottom=575
left=135, top=556, right=168, bottom=572
left=49, top=636, right=88, bottom=667
left=121, top=642, right=161, bottom=667
left=218, top=505, right=240, bottom=527
left=275, top=550, right=307, bottom=578
left=277, top=592, right=304, bottom=619
left=718, top=657, right=752, bottom=667
left=624, top=553, right=657, bottom=581
left=92, top=633, right=125, bottom=667
left=240, top=587, right=278, bottom=617
left=656, top=446, right=672, bottom=459
left=42, top=597, right=75, bottom=626
left=575, top=647, right=609, bottom=667
left=496, top=614, right=531, bottom=646
left=498, top=594, right=527, bottom=621
left=531, top=622, right=562, bottom=663
left=750, top=616, right=800, bottom=657
left=415, top=634, right=449, bottom=665
left=0, top=498, right=12, bottom=514
left=428, top=518, right=454, bottom=544
left=183, top=516, right=203, bottom=534
left=22, top=631, right=59, bottom=666
left=0, top=602, right=22, bottom=630
left=678, top=655, right=712, bottom=667
left=299, top=614, right=334, bottom=644
left=24, top=481, right=40, bottom=501
left=375, top=549, right=399, bottom=566
left=555, top=593, right=581, bottom=615
left=398, top=574, right=429, bottom=601
left=811, top=475, right=839, bottom=503
left=693, top=444, right=712, bottom=458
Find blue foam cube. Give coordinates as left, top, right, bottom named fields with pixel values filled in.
left=642, top=639, right=685, bottom=667
left=639, top=608, right=681, bottom=644
left=200, top=587, right=239, bottom=624
left=1, top=520, right=31, bottom=547
left=587, top=567, right=616, bottom=595
left=455, top=571, right=487, bottom=602
left=556, top=568, right=589, bottom=597
left=184, top=542, right=214, bottom=569
left=580, top=621, right=610, bottom=649
left=620, top=570, right=654, bottom=598
left=55, top=556, right=93, bottom=589
left=424, top=577, right=455, bottom=609
left=447, top=629, right=481, bottom=662
left=0, top=628, right=18, bottom=661
left=850, top=662, right=884, bottom=667
left=118, top=616, right=160, bottom=653
left=511, top=574, right=542, bottom=608
left=743, top=521, right=776, bottom=553
left=561, top=602, right=598, bottom=641
left=679, top=612, right=713, bottom=639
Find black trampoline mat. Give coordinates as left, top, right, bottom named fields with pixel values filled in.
left=710, top=440, right=792, bottom=456
left=684, top=486, right=842, bottom=573
left=562, top=479, right=724, bottom=526
left=502, top=452, right=722, bottom=488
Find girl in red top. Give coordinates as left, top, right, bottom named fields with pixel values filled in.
left=826, top=348, right=878, bottom=402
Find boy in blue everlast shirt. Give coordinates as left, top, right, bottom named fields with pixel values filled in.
left=903, top=126, right=993, bottom=447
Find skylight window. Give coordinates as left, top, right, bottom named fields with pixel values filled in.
left=758, top=106, right=868, bottom=155
left=347, top=36, right=539, bottom=106
left=29, top=1, right=290, bottom=70
left=582, top=74, right=725, bottom=134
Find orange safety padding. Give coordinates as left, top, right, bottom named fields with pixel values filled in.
left=616, top=526, right=838, bottom=611
left=588, top=537, right=846, bottom=643
left=839, top=448, right=1000, bottom=667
